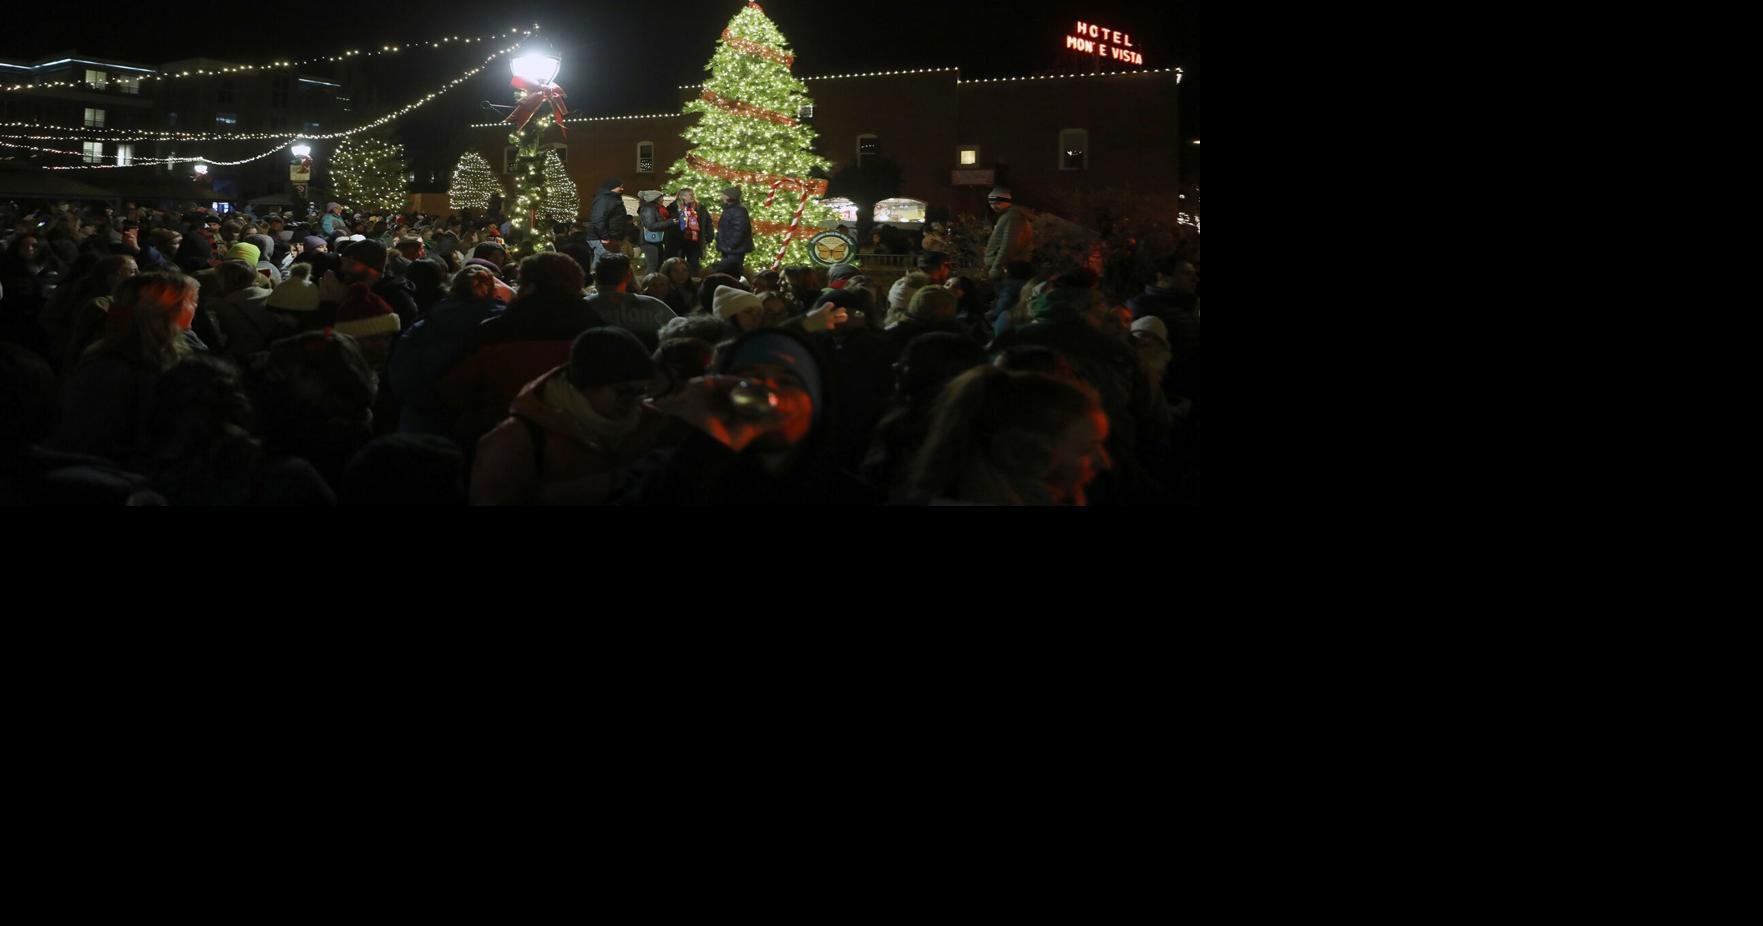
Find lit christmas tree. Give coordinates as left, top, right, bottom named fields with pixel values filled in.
left=449, top=151, right=501, bottom=213
left=330, top=132, right=410, bottom=214
left=665, top=1, right=834, bottom=270
left=505, top=122, right=562, bottom=257
left=542, top=151, right=579, bottom=223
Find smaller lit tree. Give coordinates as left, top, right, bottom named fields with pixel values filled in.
left=449, top=151, right=501, bottom=212
left=542, top=151, right=579, bottom=223
left=331, top=132, right=409, bottom=213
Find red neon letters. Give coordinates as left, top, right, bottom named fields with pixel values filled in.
left=1066, top=21, right=1146, bottom=66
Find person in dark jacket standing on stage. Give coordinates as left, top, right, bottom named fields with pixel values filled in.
left=712, top=186, right=752, bottom=279
left=587, top=178, right=633, bottom=271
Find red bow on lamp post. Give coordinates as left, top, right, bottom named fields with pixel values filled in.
left=506, top=75, right=569, bottom=138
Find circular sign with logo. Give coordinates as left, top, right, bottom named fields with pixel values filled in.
left=808, top=231, right=856, bottom=267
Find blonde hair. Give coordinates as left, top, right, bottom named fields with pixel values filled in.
left=104, top=272, right=199, bottom=372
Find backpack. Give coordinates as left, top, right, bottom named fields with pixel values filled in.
left=643, top=227, right=665, bottom=245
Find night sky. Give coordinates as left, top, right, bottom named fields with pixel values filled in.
left=3, top=1, right=1198, bottom=182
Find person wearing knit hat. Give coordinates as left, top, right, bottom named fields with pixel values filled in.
left=468, top=327, right=677, bottom=506
left=267, top=263, right=321, bottom=317
left=712, top=284, right=765, bottom=330
left=333, top=283, right=400, bottom=340
left=825, top=263, right=860, bottom=288
left=226, top=240, right=261, bottom=267
left=300, top=235, right=328, bottom=256
left=985, top=186, right=1035, bottom=282
left=1031, top=286, right=1100, bottom=323
left=464, top=258, right=517, bottom=302
left=883, top=271, right=932, bottom=329
left=1130, top=314, right=1168, bottom=345
left=614, top=327, right=877, bottom=506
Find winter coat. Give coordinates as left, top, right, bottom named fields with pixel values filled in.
left=588, top=182, right=633, bottom=242
left=175, top=232, right=214, bottom=274
left=583, top=291, right=678, bottom=352
left=388, top=295, right=505, bottom=435
left=433, top=295, right=610, bottom=448
left=470, top=365, right=691, bottom=506
left=716, top=189, right=752, bottom=257
left=371, top=274, right=421, bottom=331
left=214, top=286, right=295, bottom=360
left=1126, top=286, right=1201, bottom=400
left=49, top=333, right=207, bottom=464
left=321, top=212, right=348, bottom=238
left=637, top=191, right=672, bottom=243
left=984, top=205, right=1036, bottom=274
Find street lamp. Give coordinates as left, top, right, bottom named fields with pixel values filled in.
left=291, top=142, right=312, bottom=158
left=194, top=164, right=209, bottom=175
left=511, top=51, right=561, bottom=87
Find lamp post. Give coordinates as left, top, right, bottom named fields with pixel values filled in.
left=504, top=49, right=565, bottom=258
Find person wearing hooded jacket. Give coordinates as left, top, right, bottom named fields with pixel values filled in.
left=469, top=328, right=691, bottom=506
left=608, top=327, right=879, bottom=507
left=587, top=179, right=633, bottom=271
left=635, top=191, right=672, bottom=276
left=711, top=187, right=752, bottom=279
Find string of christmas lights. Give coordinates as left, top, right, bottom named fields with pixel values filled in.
left=675, top=65, right=1183, bottom=90
left=0, top=42, right=522, bottom=146
left=0, top=25, right=539, bottom=93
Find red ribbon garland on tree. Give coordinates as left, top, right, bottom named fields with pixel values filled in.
left=720, top=30, right=795, bottom=68
left=505, top=76, right=570, bottom=138
left=699, top=89, right=798, bottom=127
left=686, top=154, right=828, bottom=196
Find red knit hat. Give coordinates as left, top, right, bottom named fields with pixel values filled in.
left=333, top=283, right=400, bottom=339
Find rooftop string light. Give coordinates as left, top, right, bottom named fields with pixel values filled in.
left=0, top=25, right=539, bottom=93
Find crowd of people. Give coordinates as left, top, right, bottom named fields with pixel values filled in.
left=0, top=183, right=1200, bottom=506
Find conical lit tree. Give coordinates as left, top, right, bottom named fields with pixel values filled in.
left=331, top=131, right=410, bottom=213
left=542, top=151, right=579, bottom=223
left=665, top=2, right=835, bottom=270
left=449, top=151, right=501, bottom=212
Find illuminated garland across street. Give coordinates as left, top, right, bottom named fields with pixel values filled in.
left=0, top=25, right=538, bottom=93
left=0, top=43, right=520, bottom=146
left=699, top=89, right=797, bottom=126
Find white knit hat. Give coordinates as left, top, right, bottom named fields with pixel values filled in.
left=266, top=264, right=320, bottom=312
left=712, top=284, right=763, bottom=320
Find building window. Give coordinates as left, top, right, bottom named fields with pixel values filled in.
left=799, top=104, right=815, bottom=120
left=637, top=141, right=654, bottom=174
left=218, top=81, right=234, bottom=104
left=857, top=134, right=879, bottom=157
left=874, top=198, right=928, bottom=224
left=84, top=69, right=108, bottom=89
left=115, top=143, right=134, bottom=167
left=83, top=107, right=106, bottom=128
left=115, top=75, right=140, bottom=95
left=82, top=141, right=104, bottom=164
left=958, top=146, right=980, bottom=166
left=1059, top=128, right=1089, bottom=170
left=215, top=113, right=237, bottom=127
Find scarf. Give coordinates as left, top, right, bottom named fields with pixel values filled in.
left=541, top=373, right=641, bottom=448
left=678, top=202, right=699, bottom=242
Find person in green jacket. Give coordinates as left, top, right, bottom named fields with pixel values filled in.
left=984, top=187, right=1036, bottom=281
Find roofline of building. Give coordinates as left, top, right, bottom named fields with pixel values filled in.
left=1, top=53, right=159, bottom=74
left=672, top=65, right=1180, bottom=90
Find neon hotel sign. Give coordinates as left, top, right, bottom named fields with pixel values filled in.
left=1064, top=21, right=1145, bottom=66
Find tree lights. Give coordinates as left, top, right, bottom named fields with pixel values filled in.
left=665, top=2, right=834, bottom=271
left=330, top=132, right=409, bottom=212
left=502, top=50, right=567, bottom=258
left=449, top=151, right=501, bottom=212
left=542, top=151, right=579, bottom=223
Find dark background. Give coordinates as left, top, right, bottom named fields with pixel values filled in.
left=2, top=1, right=1198, bottom=187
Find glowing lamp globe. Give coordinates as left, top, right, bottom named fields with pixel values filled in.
left=194, top=164, right=209, bottom=175
left=291, top=143, right=313, bottom=158
left=511, top=52, right=561, bottom=86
